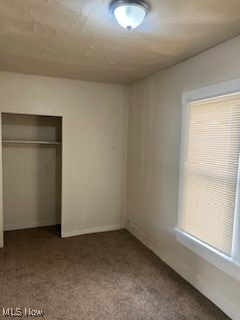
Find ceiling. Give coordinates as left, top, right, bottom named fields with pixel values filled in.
left=0, top=0, right=240, bottom=85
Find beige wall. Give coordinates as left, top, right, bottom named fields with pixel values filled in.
left=0, top=71, right=128, bottom=245
left=126, top=35, right=240, bottom=320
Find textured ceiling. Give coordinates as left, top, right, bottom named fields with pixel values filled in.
left=0, top=0, right=240, bottom=84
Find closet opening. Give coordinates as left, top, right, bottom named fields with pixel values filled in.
left=2, top=113, right=62, bottom=239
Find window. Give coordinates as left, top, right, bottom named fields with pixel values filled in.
left=176, top=79, right=240, bottom=281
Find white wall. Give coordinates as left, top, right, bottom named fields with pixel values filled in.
left=0, top=71, right=128, bottom=246
left=3, top=145, right=61, bottom=230
left=126, top=35, right=240, bottom=320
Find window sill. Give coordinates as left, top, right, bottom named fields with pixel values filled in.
left=175, top=228, right=240, bottom=282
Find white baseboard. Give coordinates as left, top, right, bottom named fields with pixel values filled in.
left=4, top=220, right=59, bottom=231
left=127, top=222, right=239, bottom=320
left=62, top=224, right=125, bottom=238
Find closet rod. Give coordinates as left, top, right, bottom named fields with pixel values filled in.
left=2, top=140, right=61, bottom=145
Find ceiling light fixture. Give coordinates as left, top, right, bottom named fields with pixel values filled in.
left=110, top=0, right=150, bottom=31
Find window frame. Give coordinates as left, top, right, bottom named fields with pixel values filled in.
left=176, top=78, right=240, bottom=281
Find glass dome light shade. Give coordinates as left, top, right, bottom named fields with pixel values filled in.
left=112, top=2, right=148, bottom=30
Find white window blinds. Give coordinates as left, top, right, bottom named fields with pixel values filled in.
left=179, top=92, right=240, bottom=256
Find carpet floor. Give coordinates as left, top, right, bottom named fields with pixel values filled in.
left=0, top=226, right=229, bottom=320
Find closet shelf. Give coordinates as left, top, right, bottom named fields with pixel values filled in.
left=2, top=140, right=61, bottom=145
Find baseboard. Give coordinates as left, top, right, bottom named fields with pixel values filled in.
left=62, top=224, right=125, bottom=238
left=4, top=220, right=59, bottom=231
left=127, top=222, right=239, bottom=320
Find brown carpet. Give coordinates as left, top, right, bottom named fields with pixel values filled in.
left=0, top=226, right=229, bottom=320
